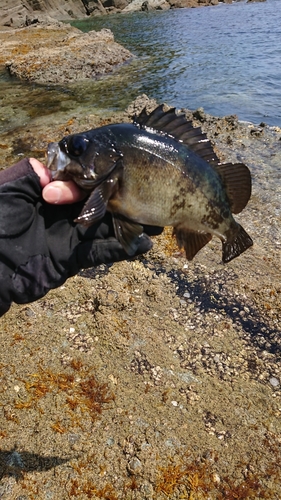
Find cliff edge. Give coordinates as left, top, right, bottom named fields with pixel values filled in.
left=0, top=0, right=88, bottom=28
left=0, top=0, right=240, bottom=28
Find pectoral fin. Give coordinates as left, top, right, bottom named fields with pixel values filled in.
left=174, top=227, right=212, bottom=260
left=112, top=215, right=144, bottom=256
left=75, top=178, right=117, bottom=226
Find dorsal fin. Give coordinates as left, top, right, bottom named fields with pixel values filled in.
left=215, top=162, right=252, bottom=214
left=134, top=104, right=220, bottom=165
left=134, top=105, right=252, bottom=215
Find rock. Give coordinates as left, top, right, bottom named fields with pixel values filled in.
left=0, top=93, right=280, bottom=500
left=0, top=0, right=247, bottom=23
left=102, top=0, right=130, bottom=10
left=141, top=0, right=170, bottom=10
left=126, top=94, right=159, bottom=118
left=269, top=377, right=279, bottom=387
left=2, top=26, right=133, bottom=84
left=122, top=0, right=148, bottom=12
left=0, top=0, right=88, bottom=28
left=196, top=0, right=221, bottom=4
left=169, top=0, right=220, bottom=7
left=127, top=457, right=143, bottom=474
left=169, top=0, right=199, bottom=7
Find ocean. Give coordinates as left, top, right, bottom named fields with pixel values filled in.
left=71, top=0, right=281, bottom=127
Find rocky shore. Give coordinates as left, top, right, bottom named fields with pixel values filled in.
left=0, top=1, right=267, bottom=86
left=0, top=0, right=264, bottom=27
left=0, top=3, right=280, bottom=498
left=0, top=90, right=280, bottom=497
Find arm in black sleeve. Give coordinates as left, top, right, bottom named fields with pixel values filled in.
left=0, top=159, right=160, bottom=316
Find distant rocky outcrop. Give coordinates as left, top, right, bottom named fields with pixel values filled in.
left=0, top=0, right=245, bottom=27
left=0, top=1, right=85, bottom=28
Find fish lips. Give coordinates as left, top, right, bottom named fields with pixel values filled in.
left=46, top=142, right=95, bottom=186
left=46, top=139, right=123, bottom=191
left=47, top=142, right=72, bottom=178
left=46, top=141, right=108, bottom=191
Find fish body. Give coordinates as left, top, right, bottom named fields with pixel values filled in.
left=47, top=105, right=253, bottom=262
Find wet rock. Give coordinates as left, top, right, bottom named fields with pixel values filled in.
left=169, top=0, right=200, bottom=8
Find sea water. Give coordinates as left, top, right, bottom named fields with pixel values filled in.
left=0, top=0, right=280, bottom=131
left=71, top=0, right=281, bottom=127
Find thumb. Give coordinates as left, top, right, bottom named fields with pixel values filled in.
left=42, top=181, right=86, bottom=204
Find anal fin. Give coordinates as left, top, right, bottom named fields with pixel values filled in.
left=174, top=227, right=212, bottom=261
left=112, top=215, right=144, bottom=256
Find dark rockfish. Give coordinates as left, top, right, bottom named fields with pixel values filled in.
left=47, top=105, right=253, bottom=262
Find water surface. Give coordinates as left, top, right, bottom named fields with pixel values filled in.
left=0, top=0, right=280, bottom=134
left=72, top=0, right=281, bottom=126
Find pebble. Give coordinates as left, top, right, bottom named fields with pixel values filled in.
left=127, top=457, right=142, bottom=474
left=213, top=473, right=221, bottom=484
left=269, top=377, right=279, bottom=387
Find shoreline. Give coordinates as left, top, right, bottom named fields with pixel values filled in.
left=0, top=0, right=251, bottom=29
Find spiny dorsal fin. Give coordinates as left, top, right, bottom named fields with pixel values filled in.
left=134, top=105, right=252, bottom=215
left=215, top=162, right=252, bottom=214
left=134, top=104, right=220, bottom=165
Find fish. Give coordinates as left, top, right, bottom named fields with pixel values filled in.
left=47, top=105, right=253, bottom=263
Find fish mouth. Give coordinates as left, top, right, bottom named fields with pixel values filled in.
left=47, top=142, right=71, bottom=176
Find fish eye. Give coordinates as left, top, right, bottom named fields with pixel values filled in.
left=66, top=136, right=89, bottom=157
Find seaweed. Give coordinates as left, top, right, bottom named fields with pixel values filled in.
left=10, top=360, right=114, bottom=430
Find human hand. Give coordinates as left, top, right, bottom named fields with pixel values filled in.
left=29, top=157, right=85, bottom=204
left=0, top=158, right=161, bottom=316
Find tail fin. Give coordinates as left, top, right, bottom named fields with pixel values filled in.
left=222, top=224, right=253, bottom=263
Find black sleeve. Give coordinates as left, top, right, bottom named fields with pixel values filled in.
left=0, top=159, right=157, bottom=316
left=0, top=159, right=68, bottom=315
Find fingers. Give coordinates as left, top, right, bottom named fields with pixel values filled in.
left=29, top=158, right=86, bottom=204
left=42, top=181, right=86, bottom=204
left=29, top=158, right=51, bottom=187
